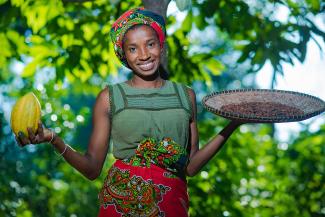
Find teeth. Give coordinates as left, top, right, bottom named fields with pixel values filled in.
left=138, top=62, right=154, bottom=71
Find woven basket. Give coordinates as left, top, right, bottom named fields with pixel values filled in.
left=202, top=89, right=325, bottom=123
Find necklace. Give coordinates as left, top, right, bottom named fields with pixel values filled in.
left=130, top=78, right=164, bottom=89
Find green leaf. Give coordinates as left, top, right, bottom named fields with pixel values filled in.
left=194, top=14, right=208, bottom=30
left=0, top=33, right=12, bottom=58
left=81, top=22, right=100, bottom=41
left=181, top=12, right=193, bottom=33
left=306, top=0, right=320, bottom=11
left=204, top=58, right=225, bottom=75
left=0, top=0, right=8, bottom=4
left=22, top=59, right=38, bottom=77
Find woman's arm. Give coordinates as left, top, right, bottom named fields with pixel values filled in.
left=17, top=87, right=111, bottom=180
left=185, top=88, right=241, bottom=177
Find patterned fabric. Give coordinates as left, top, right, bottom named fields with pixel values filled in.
left=110, top=7, right=166, bottom=67
left=98, top=138, right=189, bottom=216
left=98, top=160, right=189, bottom=217
left=125, top=137, right=188, bottom=174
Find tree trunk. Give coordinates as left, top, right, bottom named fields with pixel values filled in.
left=143, top=0, right=171, bottom=79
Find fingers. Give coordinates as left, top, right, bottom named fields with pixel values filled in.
left=43, top=128, right=54, bottom=143
left=15, top=135, right=23, bottom=147
left=17, top=131, right=31, bottom=146
left=37, top=121, right=44, bottom=138
left=16, top=121, right=50, bottom=147
left=28, top=122, right=48, bottom=144
left=27, top=127, right=37, bottom=143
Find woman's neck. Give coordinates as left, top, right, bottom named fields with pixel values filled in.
left=130, top=76, right=164, bottom=89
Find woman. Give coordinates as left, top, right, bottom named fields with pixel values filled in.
left=16, top=8, right=242, bottom=216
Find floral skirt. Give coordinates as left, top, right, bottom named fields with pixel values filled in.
left=98, top=138, right=189, bottom=217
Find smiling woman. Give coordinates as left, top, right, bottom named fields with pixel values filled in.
left=15, top=7, right=244, bottom=217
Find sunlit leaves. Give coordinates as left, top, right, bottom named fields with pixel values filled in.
left=0, top=30, right=27, bottom=67
left=0, top=33, right=12, bottom=66
left=60, top=34, right=83, bottom=49
left=107, top=42, right=120, bottom=77
left=18, top=0, right=64, bottom=33
left=189, top=119, right=325, bottom=216
left=0, top=0, right=124, bottom=83
left=203, top=58, right=224, bottom=76
left=57, top=17, right=75, bottom=31
left=306, top=0, right=321, bottom=11
left=180, top=11, right=192, bottom=33
left=81, top=22, right=100, bottom=41
left=192, top=0, right=325, bottom=85
left=21, top=42, right=59, bottom=77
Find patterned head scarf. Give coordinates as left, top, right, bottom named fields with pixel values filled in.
left=110, top=8, right=166, bottom=67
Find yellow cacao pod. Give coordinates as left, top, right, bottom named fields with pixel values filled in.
left=10, top=92, right=41, bottom=137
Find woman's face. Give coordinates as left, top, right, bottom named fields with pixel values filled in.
left=123, top=25, right=162, bottom=78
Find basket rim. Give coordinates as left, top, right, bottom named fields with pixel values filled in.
left=202, top=89, right=325, bottom=123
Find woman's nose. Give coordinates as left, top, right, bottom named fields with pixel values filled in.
left=138, top=48, right=150, bottom=60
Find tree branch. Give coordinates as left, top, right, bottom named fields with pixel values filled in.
left=142, top=0, right=171, bottom=20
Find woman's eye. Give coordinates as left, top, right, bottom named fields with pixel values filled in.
left=148, top=42, right=155, bottom=47
left=129, top=47, right=136, bottom=52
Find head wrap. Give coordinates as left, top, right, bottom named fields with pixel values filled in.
left=110, top=7, right=166, bottom=67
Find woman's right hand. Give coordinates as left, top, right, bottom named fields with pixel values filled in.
left=15, top=121, right=54, bottom=147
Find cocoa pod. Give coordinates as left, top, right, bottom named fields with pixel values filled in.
left=10, top=92, right=41, bottom=137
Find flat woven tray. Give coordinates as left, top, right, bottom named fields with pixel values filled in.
left=202, top=89, right=325, bottom=123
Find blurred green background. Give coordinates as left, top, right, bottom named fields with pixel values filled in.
left=0, top=0, right=325, bottom=216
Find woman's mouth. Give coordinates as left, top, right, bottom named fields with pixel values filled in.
left=138, top=61, right=155, bottom=71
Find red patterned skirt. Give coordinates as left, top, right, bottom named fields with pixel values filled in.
left=98, top=138, right=189, bottom=217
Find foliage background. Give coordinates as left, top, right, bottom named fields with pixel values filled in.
left=0, top=0, right=324, bottom=216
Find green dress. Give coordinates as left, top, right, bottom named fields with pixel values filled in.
left=99, top=80, right=193, bottom=216
left=108, top=80, right=193, bottom=160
